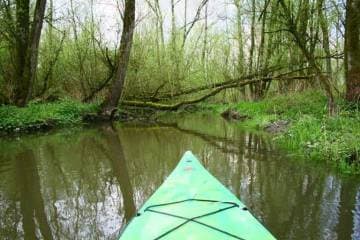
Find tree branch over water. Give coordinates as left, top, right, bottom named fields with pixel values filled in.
left=122, top=72, right=314, bottom=110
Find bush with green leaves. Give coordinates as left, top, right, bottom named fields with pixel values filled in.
left=0, top=99, right=98, bottom=132
left=197, top=91, right=360, bottom=173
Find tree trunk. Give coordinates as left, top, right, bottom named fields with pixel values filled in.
left=14, top=0, right=30, bottom=106
left=344, top=0, right=360, bottom=103
left=69, top=0, right=88, bottom=98
left=254, top=0, right=269, bottom=100
left=234, top=0, right=246, bottom=99
left=156, top=0, right=165, bottom=48
left=279, top=0, right=336, bottom=115
left=248, top=0, right=256, bottom=74
left=14, top=0, right=47, bottom=106
left=183, top=0, right=187, bottom=44
left=202, top=1, right=209, bottom=81
left=145, top=0, right=164, bottom=68
left=99, top=0, right=136, bottom=119
left=234, top=0, right=244, bottom=76
left=170, top=0, right=179, bottom=90
left=317, top=0, right=332, bottom=79
left=248, top=0, right=256, bottom=98
left=27, top=0, right=47, bottom=102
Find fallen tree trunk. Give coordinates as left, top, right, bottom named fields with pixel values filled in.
left=121, top=75, right=313, bottom=110
left=125, top=66, right=311, bottom=102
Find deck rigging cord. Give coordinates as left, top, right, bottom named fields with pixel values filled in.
left=142, top=198, right=247, bottom=240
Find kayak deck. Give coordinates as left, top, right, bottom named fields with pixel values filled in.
left=119, top=151, right=276, bottom=240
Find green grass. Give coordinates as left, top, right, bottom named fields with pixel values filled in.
left=1, top=91, right=359, bottom=173
left=200, top=91, right=360, bottom=173
left=0, top=99, right=99, bottom=133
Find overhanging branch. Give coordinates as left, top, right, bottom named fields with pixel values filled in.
left=121, top=75, right=314, bottom=110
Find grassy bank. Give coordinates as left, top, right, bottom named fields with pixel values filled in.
left=0, top=99, right=98, bottom=133
left=1, top=91, right=359, bottom=173
left=200, top=91, right=360, bottom=173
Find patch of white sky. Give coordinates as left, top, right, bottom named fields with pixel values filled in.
left=52, top=0, right=245, bottom=46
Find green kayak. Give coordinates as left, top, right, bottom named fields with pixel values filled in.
left=119, top=151, right=276, bottom=240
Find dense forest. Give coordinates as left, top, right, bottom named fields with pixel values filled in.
left=0, top=0, right=359, bottom=112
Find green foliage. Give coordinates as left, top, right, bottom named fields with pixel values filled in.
left=0, top=99, right=98, bottom=132
left=35, top=21, right=112, bottom=100
left=201, top=91, right=360, bottom=173
left=276, top=113, right=360, bottom=173
left=124, top=28, right=229, bottom=98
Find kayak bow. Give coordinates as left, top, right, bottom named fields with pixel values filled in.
left=119, top=151, right=276, bottom=240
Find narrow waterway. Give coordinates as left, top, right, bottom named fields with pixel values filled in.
left=0, top=114, right=359, bottom=239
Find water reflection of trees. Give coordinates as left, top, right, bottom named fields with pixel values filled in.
left=166, top=123, right=360, bottom=240
left=98, top=124, right=136, bottom=228
left=0, top=121, right=359, bottom=239
left=0, top=129, right=138, bottom=239
left=15, top=148, right=53, bottom=240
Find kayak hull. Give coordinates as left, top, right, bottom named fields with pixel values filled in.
left=119, top=151, right=276, bottom=240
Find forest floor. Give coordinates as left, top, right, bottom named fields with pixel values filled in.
left=197, top=91, right=360, bottom=174
left=0, top=91, right=359, bottom=173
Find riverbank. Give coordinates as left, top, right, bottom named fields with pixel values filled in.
left=198, top=91, right=360, bottom=174
left=1, top=91, right=359, bottom=173
left=0, top=100, right=98, bottom=134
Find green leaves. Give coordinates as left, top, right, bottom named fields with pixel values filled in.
left=0, top=100, right=98, bottom=133
left=200, top=91, right=360, bottom=174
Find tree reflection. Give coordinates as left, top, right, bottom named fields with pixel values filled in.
left=161, top=122, right=360, bottom=239
left=99, top=124, right=136, bottom=228
left=337, top=178, right=358, bottom=240
left=15, top=148, right=53, bottom=240
left=0, top=117, right=360, bottom=240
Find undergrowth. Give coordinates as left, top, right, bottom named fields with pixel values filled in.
left=0, top=99, right=98, bottom=132
left=200, top=91, right=360, bottom=174
left=1, top=91, right=359, bottom=174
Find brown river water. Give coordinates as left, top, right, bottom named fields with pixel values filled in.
left=0, top=114, right=359, bottom=240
